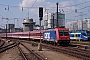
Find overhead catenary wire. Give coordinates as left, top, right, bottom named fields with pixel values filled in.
left=29, top=0, right=37, bottom=11
left=0, top=1, right=90, bottom=17
left=0, top=14, right=4, bottom=18
left=59, top=0, right=90, bottom=14
left=65, top=5, right=90, bottom=14
left=28, top=0, right=38, bottom=18
left=0, top=0, right=89, bottom=9
left=0, top=4, right=24, bottom=19
left=0, top=1, right=90, bottom=21
left=59, top=0, right=90, bottom=8
left=0, top=0, right=90, bottom=18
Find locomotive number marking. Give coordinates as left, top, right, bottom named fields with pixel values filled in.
left=44, top=33, right=50, bottom=39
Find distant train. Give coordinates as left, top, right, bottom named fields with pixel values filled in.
left=76, top=30, right=90, bottom=40
left=70, top=30, right=90, bottom=41
left=0, top=27, right=70, bottom=45
left=70, top=33, right=88, bottom=40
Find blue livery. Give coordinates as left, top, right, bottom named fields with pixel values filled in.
left=70, top=33, right=88, bottom=40
left=76, top=30, right=90, bottom=40
left=43, top=29, right=56, bottom=42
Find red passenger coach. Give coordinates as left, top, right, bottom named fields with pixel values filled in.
left=28, top=30, right=45, bottom=40
left=3, top=30, right=45, bottom=40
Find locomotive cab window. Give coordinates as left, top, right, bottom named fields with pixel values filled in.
left=59, top=30, right=63, bottom=36
left=82, top=33, right=86, bottom=36
left=59, top=30, right=69, bottom=36
left=64, top=30, right=69, bottom=36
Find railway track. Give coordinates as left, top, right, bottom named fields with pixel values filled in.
left=2, top=39, right=90, bottom=60
left=17, top=42, right=45, bottom=60
left=0, top=40, right=5, bottom=47
left=20, top=40, right=90, bottom=60
left=42, top=43, right=90, bottom=60
left=70, top=42, right=90, bottom=50
left=0, top=42, right=18, bottom=53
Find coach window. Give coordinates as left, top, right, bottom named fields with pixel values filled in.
left=36, top=33, right=38, bottom=36
left=32, top=33, right=34, bottom=36
left=34, top=33, right=36, bottom=36
left=31, top=33, right=33, bottom=36
left=25, top=34, right=27, bottom=36
left=78, top=34, right=80, bottom=37
left=76, top=34, right=77, bottom=37
left=76, top=34, right=80, bottom=37
left=25, top=34, right=28, bottom=36
left=72, top=34, right=74, bottom=37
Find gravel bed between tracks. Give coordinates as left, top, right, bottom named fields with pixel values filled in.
left=0, top=39, right=23, bottom=60
left=0, top=46, right=23, bottom=60
left=22, top=42, right=81, bottom=60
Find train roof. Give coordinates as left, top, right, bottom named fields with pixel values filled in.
left=55, top=27, right=69, bottom=30
left=45, top=29, right=55, bottom=31
left=7, top=30, right=46, bottom=34
left=70, top=33, right=82, bottom=34
left=30, top=30, right=45, bottom=33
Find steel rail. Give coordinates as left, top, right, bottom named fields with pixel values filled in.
left=41, top=43, right=90, bottom=60
left=20, top=43, right=45, bottom=60
left=0, top=42, right=17, bottom=53
left=0, top=40, right=5, bottom=47
left=17, top=44, right=29, bottom=60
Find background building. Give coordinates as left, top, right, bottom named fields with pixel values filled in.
left=54, top=12, right=65, bottom=27
left=5, top=24, right=15, bottom=32
left=0, top=28, right=6, bottom=33
left=66, top=19, right=90, bottom=31
left=33, top=25, right=44, bottom=30
left=44, top=12, right=65, bottom=29
left=23, top=18, right=35, bottom=32
left=10, top=28, right=23, bottom=32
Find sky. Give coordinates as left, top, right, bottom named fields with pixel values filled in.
left=0, top=0, right=90, bottom=28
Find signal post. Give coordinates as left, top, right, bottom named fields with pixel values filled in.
left=38, top=7, right=43, bottom=51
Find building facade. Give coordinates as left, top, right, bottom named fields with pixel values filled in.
left=5, top=24, right=15, bottom=32
left=23, top=18, right=35, bottom=32
left=66, top=19, right=90, bottom=31
left=44, top=12, right=65, bottom=29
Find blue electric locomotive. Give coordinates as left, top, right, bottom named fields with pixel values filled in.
left=43, top=28, right=70, bottom=45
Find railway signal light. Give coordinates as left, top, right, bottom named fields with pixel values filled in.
left=39, top=7, right=43, bottom=17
